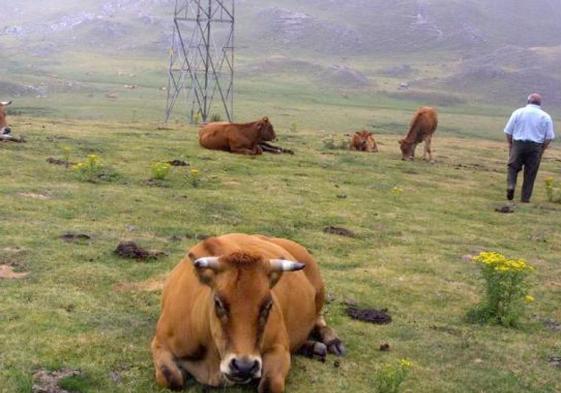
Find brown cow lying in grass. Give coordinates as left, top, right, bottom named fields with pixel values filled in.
left=151, top=233, right=344, bottom=393
left=399, top=107, right=438, bottom=161
left=1, top=101, right=13, bottom=136
left=199, top=117, right=277, bottom=155
left=350, top=130, right=378, bottom=152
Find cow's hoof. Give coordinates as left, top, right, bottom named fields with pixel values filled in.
left=327, top=339, right=346, bottom=357
left=298, top=341, right=327, bottom=361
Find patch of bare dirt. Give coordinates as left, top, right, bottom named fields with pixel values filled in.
left=345, top=306, right=392, bottom=324
left=114, top=241, right=167, bottom=261
left=17, top=192, right=51, bottom=200
left=379, top=343, right=391, bottom=351
left=324, top=226, right=356, bottom=238
left=113, top=276, right=166, bottom=293
left=543, top=319, right=561, bottom=332
left=32, top=368, right=81, bottom=393
left=0, top=265, right=29, bottom=279
left=46, top=157, right=74, bottom=166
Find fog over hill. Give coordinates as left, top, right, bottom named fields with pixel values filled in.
left=2, top=0, right=561, bottom=107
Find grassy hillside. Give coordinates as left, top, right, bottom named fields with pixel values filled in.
left=1, top=116, right=561, bottom=392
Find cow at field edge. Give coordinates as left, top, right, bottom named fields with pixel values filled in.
left=199, top=117, right=276, bottom=155
left=399, top=107, right=438, bottom=161
left=350, top=130, right=378, bottom=152
left=151, top=233, right=344, bottom=393
left=0, top=101, right=12, bottom=135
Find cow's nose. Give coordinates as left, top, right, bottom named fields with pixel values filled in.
left=2, top=128, right=10, bottom=135
left=229, top=357, right=260, bottom=379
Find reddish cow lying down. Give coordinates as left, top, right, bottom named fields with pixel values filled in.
left=199, top=117, right=276, bottom=155
left=151, top=234, right=344, bottom=393
left=350, top=130, right=378, bottom=152
left=399, top=107, right=438, bottom=161
left=0, top=101, right=13, bottom=136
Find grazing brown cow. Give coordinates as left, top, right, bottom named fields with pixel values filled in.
left=151, top=233, right=344, bottom=393
left=0, top=101, right=13, bottom=136
left=350, top=130, right=378, bottom=152
left=399, top=107, right=438, bottom=161
left=199, top=117, right=276, bottom=155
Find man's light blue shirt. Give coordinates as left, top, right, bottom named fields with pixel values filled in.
left=504, top=104, right=555, bottom=143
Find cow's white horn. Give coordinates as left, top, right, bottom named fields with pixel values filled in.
left=270, top=259, right=305, bottom=272
left=193, top=256, right=220, bottom=269
left=1, top=101, right=12, bottom=106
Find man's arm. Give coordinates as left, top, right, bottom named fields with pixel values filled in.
left=504, top=111, right=517, bottom=150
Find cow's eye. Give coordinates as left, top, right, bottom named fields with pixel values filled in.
left=214, top=296, right=228, bottom=317
left=260, top=300, right=273, bottom=322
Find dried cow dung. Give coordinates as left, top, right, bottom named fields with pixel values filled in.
left=167, top=160, right=189, bottom=167
left=495, top=205, right=515, bottom=214
left=345, top=306, right=392, bottom=324
left=60, top=232, right=91, bottom=242
left=114, top=241, right=166, bottom=261
left=323, top=226, right=356, bottom=238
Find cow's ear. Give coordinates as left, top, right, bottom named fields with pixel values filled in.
left=190, top=254, right=222, bottom=287
left=262, top=117, right=269, bottom=123
left=268, top=259, right=305, bottom=288
left=398, top=139, right=404, bottom=145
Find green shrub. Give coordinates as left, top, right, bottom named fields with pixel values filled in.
left=545, top=177, right=561, bottom=203
left=467, top=251, right=535, bottom=327
left=374, top=359, right=412, bottom=393
left=151, top=162, right=172, bottom=180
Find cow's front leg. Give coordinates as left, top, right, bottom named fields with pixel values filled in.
left=258, top=345, right=290, bottom=393
left=423, top=137, right=433, bottom=162
left=312, top=316, right=346, bottom=356
left=231, top=144, right=263, bottom=155
left=151, top=338, right=186, bottom=390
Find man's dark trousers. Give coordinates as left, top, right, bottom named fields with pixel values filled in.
left=507, top=140, right=544, bottom=202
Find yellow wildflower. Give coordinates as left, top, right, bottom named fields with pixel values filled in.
left=399, top=359, right=412, bottom=368
left=524, top=295, right=535, bottom=304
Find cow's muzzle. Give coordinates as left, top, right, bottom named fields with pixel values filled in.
left=1, top=127, right=11, bottom=135
left=222, top=355, right=262, bottom=384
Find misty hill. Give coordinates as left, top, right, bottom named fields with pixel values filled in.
left=2, top=0, right=561, bottom=108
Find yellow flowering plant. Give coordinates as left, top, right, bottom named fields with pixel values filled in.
left=151, top=162, right=172, bottom=181
left=188, top=168, right=202, bottom=187
left=468, top=251, right=535, bottom=327
left=73, top=154, right=104, bottom=182
left=374, top=358, right=413, bottom=393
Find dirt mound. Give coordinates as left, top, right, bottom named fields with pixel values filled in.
left=32, top=368, right=81, bottom=393
left=323, top=226, right=356, bottom=238
left=345, top=306, right=392, bottom=324
left=114, top=241, right=166, bottom=261
left=0, top=265, right=29, bottom=279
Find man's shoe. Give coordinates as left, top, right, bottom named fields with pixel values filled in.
left=507, top=189, right=514, bottom=201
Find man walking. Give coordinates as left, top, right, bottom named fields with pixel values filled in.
left=504, top=93, right=555, bottom=203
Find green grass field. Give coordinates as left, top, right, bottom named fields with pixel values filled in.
left=1, top=110, right=560, bottom=392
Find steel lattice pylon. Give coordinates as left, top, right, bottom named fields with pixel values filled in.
left=165, top=0, right=235, bottom=123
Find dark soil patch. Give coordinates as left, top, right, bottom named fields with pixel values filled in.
left=144, top=179, right=170, bottom=188
left=114, top=241, right=167, bottom=261
left=60, top=232, right=91, bottom=242
left=495, top=205, right=515, bottom=214
left=46, top=157, right=74, bottom=166
left=549, top=356, right=561, bottom=368
left=345, top=306, right=392, bottom=324
left=185, top=233, right=211, bottom=241
left=324, top=226, right=356, bottom=238
left=543, top=319, right=561, bottom=332
left=32, top=368, right=81, bottom=393
left=167, top=160, right=189, bottom=167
